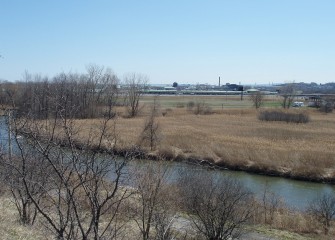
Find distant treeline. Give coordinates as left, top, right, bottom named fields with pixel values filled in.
left=0, top=65, right=120, bottom=119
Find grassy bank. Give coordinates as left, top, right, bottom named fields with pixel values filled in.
left=22, top=95, right=335, bottom=182
left=0, top=193, right=333, bottom=240
left=68, top=95, right=335, bottom=182
left=0, top=196, right=47, bottom=239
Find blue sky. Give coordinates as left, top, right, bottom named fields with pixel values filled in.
left=1, top=0, right=334, bottom=85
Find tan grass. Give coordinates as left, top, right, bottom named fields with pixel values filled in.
left=112, top=105, right=335, bottom=180
left=0, top=196, right=49, bottom=240
left=38, top=96, right=335, bottom=181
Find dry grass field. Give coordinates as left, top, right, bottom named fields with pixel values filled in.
left=140, top=94, right=283, bottom=109
left=71, top=95, right=335, bottom=182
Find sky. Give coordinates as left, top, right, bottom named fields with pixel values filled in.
left=1, top=0, right=334, bottom=85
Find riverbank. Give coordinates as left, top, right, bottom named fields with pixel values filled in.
left=15, top=95, right=335, bottom=184
left=0, top=194, right=329, bottom=240
left=7, top=106, right=335, bottom=238
left=65, top=106, right=335, bottom=184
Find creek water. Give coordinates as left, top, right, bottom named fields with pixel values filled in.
left=128, top=160, right=335, bottom=210
left=1, top=117, right=334, bottom=210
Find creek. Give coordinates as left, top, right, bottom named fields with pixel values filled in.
left=1, top=116, right=334, bottom=210
left=128, top=160, right=335, bottom=210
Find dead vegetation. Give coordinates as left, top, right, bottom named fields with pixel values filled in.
left=1, top=74, right=335, bottom=239
left=12, top=92, right=333, bottom=182
left=71, top=103, right=335, bottom=182
left=258, top=110, right=310, bottom=123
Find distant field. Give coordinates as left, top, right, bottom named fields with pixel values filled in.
left=140, top=94, right=283, bottom=109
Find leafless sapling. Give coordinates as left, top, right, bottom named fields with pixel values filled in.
left=178, top=169, right=253, bottom=240
left=124, top=73, right=148, bottom=117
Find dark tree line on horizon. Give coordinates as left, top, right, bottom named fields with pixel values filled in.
left=0, top=65, right=119, bottom=119
left=0, top=65, right=148, bottom=119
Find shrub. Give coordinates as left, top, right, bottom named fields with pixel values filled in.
left=307, top=193, right=335, bottom=235
left=249, top=91, right=264, bottom=109
left=178, top=171, right=253, bottom=240
left=193, top=101, right=212, bottom=115
left=319, top=101, right=334, bottom=113
left=258, top=111, right=309, bottom=123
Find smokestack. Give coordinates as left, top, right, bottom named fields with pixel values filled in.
left=219, top=76, right=221, bottom=87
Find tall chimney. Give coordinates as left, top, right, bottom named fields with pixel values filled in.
left=219, top=76, right=221, bottom=87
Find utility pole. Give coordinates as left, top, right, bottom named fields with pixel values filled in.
left=239, top=85, right=244, bottom=101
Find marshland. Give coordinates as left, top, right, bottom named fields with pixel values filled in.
left=0, top=74, right=335, bottom=239
left=72, top=94, right=335, bottom=182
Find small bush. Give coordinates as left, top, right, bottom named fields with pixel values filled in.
left=258, top=111, right=309, bottom=123
left=193, top=101, right=212, bottom=115
left=319, top=101, right=334, bottom=113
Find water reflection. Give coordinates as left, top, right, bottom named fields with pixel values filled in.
left=128, top=159, right=335, bottom=210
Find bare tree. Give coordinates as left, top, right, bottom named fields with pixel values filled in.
left=280, top=83, right=295, bottom=109
left=249, top=91, right=264, bottom=109
left=152, top=211, right=177, bottom=240
left=0, top=81, right=20, bottom=109
left=261, top=183, right=281, bottom=225
left=0, top=106, right=51, bottom=225
left=139, top=96, right=161, bottom=151
left=178, top=170, right=253, bottom=240
left=188, top=99, right=212, bottom=115
left=308, top=193, right=335, bottom=235
left=131, top=163, right=176, bottom=240
left=7, top=95, right=132, bottom=239
left=124, top=73, right=148, bottom=117
left=2, top=66, right=119, bottom=120
left=85, top=64, right=119, bottom=118
left=0, top=153, right=49, bottom=225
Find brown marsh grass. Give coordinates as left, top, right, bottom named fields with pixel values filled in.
left=41, top=95, right=335, bottom=181
left=71, top=106, right=335, bottom=181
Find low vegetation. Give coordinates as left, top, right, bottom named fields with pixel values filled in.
left=258, top=110, right=310, bottom=123
left=1, top=68, right=335, bottom=238
left=104, top=104, right=334, bottom=182
left=1, top=169, right=335, bottom=239
left=186, top=100, right=213, bottom=115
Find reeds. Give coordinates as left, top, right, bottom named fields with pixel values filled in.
left=95, top=107, right=334, bottom=181
left=47, top=96, right=335, bottom=181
